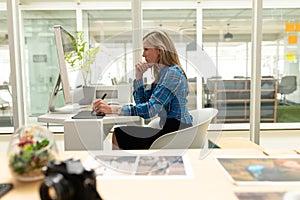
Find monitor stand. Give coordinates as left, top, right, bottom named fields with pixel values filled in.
left=48, top=75, right=86, bottom=114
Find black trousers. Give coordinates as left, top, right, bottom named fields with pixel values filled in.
left=114, top=118, right=192, bottom=150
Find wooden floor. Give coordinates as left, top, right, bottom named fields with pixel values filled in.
left=1, top=129, right=300, bottom=152
left=208, top=129, right=300, bottom=150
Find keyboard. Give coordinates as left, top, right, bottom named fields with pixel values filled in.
left=50, top=104, right=89, bottom=114
left=53, top=106, right=77, bottom=114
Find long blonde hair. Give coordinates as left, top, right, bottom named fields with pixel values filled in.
left=143, top=30, right=186, bottom=83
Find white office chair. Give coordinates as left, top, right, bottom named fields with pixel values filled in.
left=278, top=75, right=297, bottom=104
left=149, top=108, right=218, bottom=149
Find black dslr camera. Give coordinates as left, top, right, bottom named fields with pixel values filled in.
left=39, top=158, right=102, bottom=200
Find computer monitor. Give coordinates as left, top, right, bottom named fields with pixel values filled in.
left=48, top=25, right=83, bottom=113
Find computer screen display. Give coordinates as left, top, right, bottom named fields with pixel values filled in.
left=48, top=25, right=82, bottom=112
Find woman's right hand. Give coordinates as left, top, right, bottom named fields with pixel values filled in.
left=135, top=62, right=151, bottom=80
left=92, top=99, right=112, bottom=114
left=92, top=99, right=121, bottom=115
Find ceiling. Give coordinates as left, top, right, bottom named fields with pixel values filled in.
left=86, top=8, right=300, bottom=43
left=1, top=1, right=300, bottom=46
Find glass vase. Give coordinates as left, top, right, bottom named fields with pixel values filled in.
left=7, top=125, right=58, bottom=182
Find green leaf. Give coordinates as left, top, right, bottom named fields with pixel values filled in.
left=63, top=30, right=100, bottom=86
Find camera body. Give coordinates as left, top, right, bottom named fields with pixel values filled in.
left=40, top=158, right=102, bottom=200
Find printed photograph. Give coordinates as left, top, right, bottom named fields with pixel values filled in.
left=235, top=191, right=300, bottom=200
left=136, top=156, right=185, bottom=176
left=83, top=153, right=192, bottom=179
left=217, top=157, right=300, bottom=184
left=94, top=155, right=137, bottom=176
left=235, top=192, right=286, bottom=200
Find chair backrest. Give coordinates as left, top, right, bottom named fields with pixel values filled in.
left=147, top=116, right=160, bottom=129
left=278, top=76, right=297, bottom=94
left=149, top=108, right=218, bottom=149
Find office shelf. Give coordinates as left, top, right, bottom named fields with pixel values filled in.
left=207, top=78, right=278, bottom=123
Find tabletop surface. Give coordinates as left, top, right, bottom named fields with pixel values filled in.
left=38, top=112, right=141, bottom=124
left=2, top=149, right=300, bottom=200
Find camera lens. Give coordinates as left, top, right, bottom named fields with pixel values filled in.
left=40, top=173, right=75, bottom=200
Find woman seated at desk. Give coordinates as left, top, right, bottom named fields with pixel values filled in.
left=93, top=30, right=193, bottom=150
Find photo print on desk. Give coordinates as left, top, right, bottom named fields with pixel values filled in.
left=216, top=156, right=300, bottom=185
left=235, top=191, right=300, bottom=200
left=83, top=151, right=193, bottom=180
left=235, top=191, right=286, bottom=200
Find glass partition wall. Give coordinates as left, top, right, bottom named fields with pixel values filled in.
left=22, top=10, right=76, bottom=117
left=82, top=9, right=133, bottom=86
left=203, top=7, right=300, bottom=126
left=0, top=8, right=13, bottom=130
left=2, top=0, right=300, bottom=133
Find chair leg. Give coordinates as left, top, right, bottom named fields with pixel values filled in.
left=279, top=93, right=285, bottom=104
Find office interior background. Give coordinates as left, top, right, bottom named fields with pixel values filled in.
left=0, top=0, right=299, bottom=137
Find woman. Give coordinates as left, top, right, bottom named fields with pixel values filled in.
left=93, top=30, right=193, bottom=149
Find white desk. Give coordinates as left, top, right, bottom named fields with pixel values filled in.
left=3, top=149, right=300, bottom=200
left=37, top=113, right=74, bottom=125
left=0, top=84, right=12, bottom=96
left=38, top=112, right=141, bottom=150
left=64, top=114, right=141, bottom=150
left=0, top=84, right=12, bottom=108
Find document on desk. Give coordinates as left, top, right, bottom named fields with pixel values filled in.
left=234, top=191, right=291, bottom=200
left=216, top=156, right=300, bottom=185
left=83, top=151, right=194, bottom=180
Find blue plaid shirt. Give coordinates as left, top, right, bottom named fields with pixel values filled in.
left=123, top=65, right=193, bottom=125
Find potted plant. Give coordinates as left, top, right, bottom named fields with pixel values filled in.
left=64, top=31, right=100, bottom=104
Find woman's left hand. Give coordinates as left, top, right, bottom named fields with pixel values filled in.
left=135, top=62, right=152, bottom=80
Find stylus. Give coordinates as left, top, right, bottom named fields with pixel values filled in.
left=101, top=93, right=107, bottom=100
